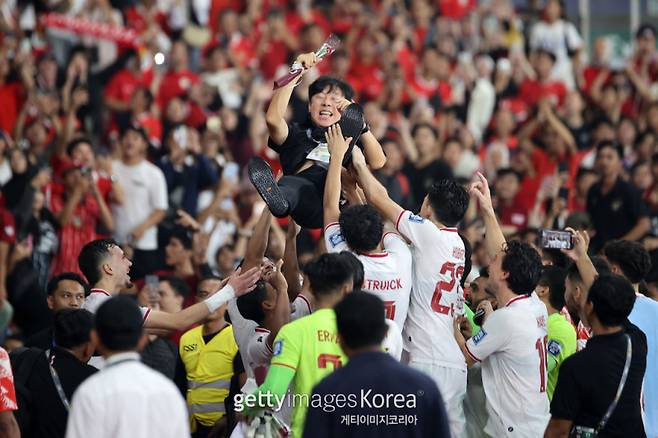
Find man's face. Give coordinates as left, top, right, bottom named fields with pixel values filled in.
left=467, top=276, right=494, bottom=309
left=121, top=131, right=146, bottom=160
left=495, top=174, right=520, bottom=202
left=196, top=279, right=226, bottom=320
left=637, top=33, right=656, bottom=54
left=71, top=142, right=95, bottom=168
left=216, top=248, right=235, bottom=273
left=564, top=277, right=582, bottom=317
left=158, top=280, right=184, bottom=313
left=165, top=237, right=190, bottom=267
left=48, top=279, right=86, bottom=310
left=109, top=245, right=133, bottom=288
left=595, top=147, right=621, bottom=178
left=309, top=86, right=344, bottom=127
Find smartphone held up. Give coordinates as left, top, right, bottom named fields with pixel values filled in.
left=540, top=229, right=573, bottom=251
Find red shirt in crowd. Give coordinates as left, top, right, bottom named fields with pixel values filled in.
left=157, top=70, right=200, bottom=111
left=50, top=189, right=100, bottom=276
left=519, top=79, right=567, bottom=109
left=104, top=68, right=153, bottom=107
left=0, top=347, right=17, bottom=413
left=0, top=82, right=23, bottom=134
left=438, top=0, right=477, bottom=19
left=347, top=61, right=385, bottom=101
left=497, top=199, right=528, bottom=230
left=0, top=207, right=16, bottom=245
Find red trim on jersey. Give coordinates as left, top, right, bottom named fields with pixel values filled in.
left=464, top=343, right=481, bottom=363
left=505, top=294, right=531, bottom=307
left=298, top=294, right=312, bottom=313
left=395, top=210, right=406, bottom=231
left=324, top=222, right=339, bottom=233
left=255, top=327, right=270, bottom=333
left=265, top=342, right=273, bottom=354
left=358, top=251, right=389, bottom=258
left=271, top=362, right=297, bottom=371
left=440, top=227, right=458, bottom=232
left=142, top=308, right=151, bottom=322
left=90, top=288, right=111, bottom=296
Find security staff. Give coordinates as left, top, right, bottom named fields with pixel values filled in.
left=180, top=277, right=238, bottom=438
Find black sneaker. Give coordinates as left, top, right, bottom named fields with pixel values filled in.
left=248, top=157, right=289, bottom=217
left=339, top=103, right=365, bottom=166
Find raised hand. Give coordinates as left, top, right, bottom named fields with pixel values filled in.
left=295, top=52, right=318, bottom=71
left=325, top=124, right=351, bottom=159
left=228, top=266, right=262, bottom=297
left=470, top=172, right=494, bottom=214
left=562, top=227, right=590, bottom=262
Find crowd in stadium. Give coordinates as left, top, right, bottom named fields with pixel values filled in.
left=0, top=0, right=657, bottom=437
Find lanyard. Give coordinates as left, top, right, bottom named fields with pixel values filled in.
left=45, top=350, right=70, bottom=412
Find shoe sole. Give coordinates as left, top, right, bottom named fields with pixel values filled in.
left=248, top=157, right=289, bottom=217
left=339, top=103, right=365, bottom=166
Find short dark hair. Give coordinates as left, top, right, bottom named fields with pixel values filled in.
left=53, top=309, right=94, bottom=350
left=338, top=205, right=384, bottom=253
left=427, top=179, right=469, bottom=227
left=338, top=251, right=364, bottom=290
left=411, top=122, right=438, bottom=138
left=596, top=140, right=623, bottom=160
left=603, top=240, right=652, bottom=284
left=539, top=266, right=567, bottom=310
left=566, top=256, right=612, bottom=284
left=308, top=76, right=354, bottom=101
left=169, top=226, right=193, bottom=250
left=501, top=240, right=543, bottom=295
left=496, top=167, right=522, bottom=182
left=587, top=274, right=636, bottom=327
left=47, top=272, right=91, bottom=297
left=236, top=280, right=268, bottom=325
left=66, top=137, right=93, bottom=158
left=78, top=238, right=118, bottom=286
left=95, top=296, right=144, bottom=351
left=335, top=291, right=388, bottom=350
left=303, top=253, right=355, bottom=298
left=541, top=248, right=572, bottom=269
left=160, top=276, right=189, bottom=299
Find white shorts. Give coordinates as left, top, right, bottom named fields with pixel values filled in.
left=410, top=362, right=467, bottom=438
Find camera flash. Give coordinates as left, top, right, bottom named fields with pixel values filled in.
left=154, top=52, right=165, bottom=65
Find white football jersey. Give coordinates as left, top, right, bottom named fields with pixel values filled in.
left=324, top=223, right=412, bottom=331
left=394, top=211, right=466, bottom=370
left=465, top=294, right=550, bottom=437
left=83, top=289, right=151, bottom=321
left=290, top=294, right=312, bottom=321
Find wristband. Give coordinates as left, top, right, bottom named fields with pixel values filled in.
left=204, top=284, right=235, bottom=313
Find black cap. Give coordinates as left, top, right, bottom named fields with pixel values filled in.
left=636, top=23, right=657, bottom=40
left=95, top=296, right=144, bottom=351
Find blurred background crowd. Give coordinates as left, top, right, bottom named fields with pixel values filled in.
left=0, top=0, right=657, bottom=345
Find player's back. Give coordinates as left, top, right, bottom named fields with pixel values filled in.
left=324, top=224, right=412, bottom=330
left=396, top=211, right=466, bottom=369
left=270, top=308, right=347, bottom=437
left=482, top=294, right=550, bottom=436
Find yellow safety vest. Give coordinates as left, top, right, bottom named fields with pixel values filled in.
left=179, top=324, right=238, bottom=429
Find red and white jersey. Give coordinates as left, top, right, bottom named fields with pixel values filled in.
left=394, top=211, right=466, bottom=369
left=324, top=223, right=412, bottom=331
left=246, top=327, right=273, bottom=385
left=576, top=320, right=591, bottom=351
left=290, top=294, right=312, bottom=321
left=82, top=289, right=151, bottom=321
left=465, top=294, right=550, bottom=437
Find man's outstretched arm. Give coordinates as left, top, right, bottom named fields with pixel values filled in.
left=351, top=148, right=403, bottom=224
left=266, top=52, right=317, bottom=146
left=323, top=124, right=351, bottom=226
left=470, top=172, right=506, bottom=259
left=145, top=267, right=261, bottom=331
